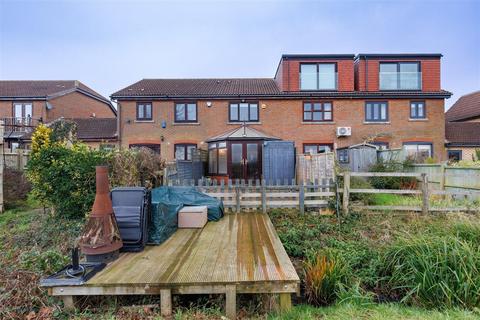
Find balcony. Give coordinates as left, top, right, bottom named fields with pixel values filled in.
left=1, top=117, right=43, bottom=137
left=299, top=72, right=338, bottom=91
left=379, top=71, right=422, bottom=90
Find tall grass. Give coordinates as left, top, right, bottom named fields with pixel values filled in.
left=304, top=252, right=348, bottom=306
left=380, top=234, right=480, bottom=309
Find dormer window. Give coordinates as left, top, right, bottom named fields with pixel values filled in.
left=300, top=63, right=337, bottom=90
left=379, top=62, right=421, bottom=90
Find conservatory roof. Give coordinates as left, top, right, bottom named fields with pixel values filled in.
left=206, top=125, right=281, bottom=142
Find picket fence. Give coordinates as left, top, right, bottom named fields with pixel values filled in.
left=165, top=178, right=335, bottom=214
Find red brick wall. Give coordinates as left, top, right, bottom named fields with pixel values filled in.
left=46, top=91, right=115, bottom=121
left=276, top=59, right=354, bottom=92
left=356, top=58, right=441, bottom=92
left=0, top=100, right=47, bottom=120
left=119, top=98, right=446, bottom=161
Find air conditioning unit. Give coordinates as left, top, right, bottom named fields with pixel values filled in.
left=336, top=127, right=352, bottom=137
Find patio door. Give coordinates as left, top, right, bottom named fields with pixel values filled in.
left=229, top=141, right=262, bottom=180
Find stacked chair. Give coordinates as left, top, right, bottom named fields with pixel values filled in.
left=111, top=187, right=149, bottom=252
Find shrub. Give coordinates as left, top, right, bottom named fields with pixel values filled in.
left=304, top=251, right=348, bottom=306
left=26, top=143, right=107, bottom=219
left=19, top=249, right=69, bottom=274
left=369, top=160, right=417, bottom=190
left=380, top=234, right=480, bottom=309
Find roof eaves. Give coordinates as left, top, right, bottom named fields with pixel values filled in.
left=282, top=54, right=355, bottom=60
left=355, top=53, right=443, bottom=60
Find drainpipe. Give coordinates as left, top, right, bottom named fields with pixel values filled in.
left=113, top=99, right=121, bottom=149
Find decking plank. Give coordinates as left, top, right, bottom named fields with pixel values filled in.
left=80, top=212, right=298, bottom=289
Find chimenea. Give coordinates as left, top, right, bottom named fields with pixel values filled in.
left=78, top=166, right=123, bottom=263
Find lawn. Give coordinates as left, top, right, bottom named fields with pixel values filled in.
left=1, top=205, right=480, bottom=319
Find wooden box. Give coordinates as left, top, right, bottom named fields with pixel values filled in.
left=178, top=206, right=208, bottom=228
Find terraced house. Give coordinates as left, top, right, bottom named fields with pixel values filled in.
left=112, top=54, right=451, bottom=180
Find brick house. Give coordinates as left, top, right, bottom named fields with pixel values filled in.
left=445, top=91, right=480, bottom=160
left=0, top=80, right=116, bottom=151
left=111, top=54, right=451, bottom=180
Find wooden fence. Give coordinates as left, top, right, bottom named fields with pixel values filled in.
left=3, top=149, right=29, bottom=170
left=409, top=164, right=480, bottom=200
left=165, top=178, right=335, bottom=214
left=340, top=171, right=480, bottom=214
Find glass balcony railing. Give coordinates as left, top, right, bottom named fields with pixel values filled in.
left=379, top=72, right=422, bottom=90
left=300, top=72, right=338, bottom=90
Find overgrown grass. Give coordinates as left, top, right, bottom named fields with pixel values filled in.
left=268, top=303, right=480, bottom=320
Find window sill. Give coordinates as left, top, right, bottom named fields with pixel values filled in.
left=172, top=122, right=200, bottom=126
left=363, top=121, right=390, bottom=125
left=409, top=118, right=428, bottom=122
left=134, top=120, right=154, bottom=123
left=227, top=121, right=261, bottom=125
left=301, top=121, right=335, bottom=125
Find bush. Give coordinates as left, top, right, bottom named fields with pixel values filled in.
left=19, top=249, right=69, bottom=274
left=380, top=234, right=480, bottom=309
left=369, top=160, right=417, bottom=190
left=26, top=143, right=107, bottom=219
left=304, top=251, right=349, bottom=306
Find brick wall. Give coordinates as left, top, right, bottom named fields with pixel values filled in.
left=275, top=59, right=355, bottom=92
left=0, top=100, right=47, bottom=120
left=119, top=98, right=446, bottom=161
left=46, top=91, right=115, bottom=121
left=355, top=58, right=441, bottom=92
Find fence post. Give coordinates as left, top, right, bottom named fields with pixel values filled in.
left=342, top=172, right=350, bottom=215
left=439, top=163, right=446, bottom=191
left=261, top=180, right=266, bottom=214
left=0, top=120, right=3, bottom=213
left=299, top=180, right=305, bottom=215
left=17, top=148, right=23, bottom=170
left=421, top=173, right=429, bottom=215
left=235, top=182, right=240, bottom=213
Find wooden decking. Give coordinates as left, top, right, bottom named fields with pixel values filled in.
left=49, top=212, right=300, bottom=319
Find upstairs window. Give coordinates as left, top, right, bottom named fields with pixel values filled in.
left=175, top=143, right=197, bottom=161
left=136, top=102, right=152, bottom=121
left=175, top=103, right=197, bottom=122
left=229, top=102, right=258, bottom=122
left=365, top=102, right=388, bottom=122
left=13, top=102, right=33, bottom=124
left=379, top=62, right=421, bottom=90
left=303, top=102, right=333, bottom=122
left=300, top=63, right=337, bottom=90
left=410, top=101, right=426, bottom=119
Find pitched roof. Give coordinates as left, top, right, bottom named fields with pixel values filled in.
left=73, top=118, right=117, bottom=140
left=445, top=91, right=480, bottom=122
left=206, top=125, right=280, bottom=142
left=111, top=78, right=451, bottom=99
left=112, top=78, right=281, bottom=97
left=20, top=118, right=117, bottom=142
left=445, top=122, right=480, bottom=146
left=0, top=80, right=110, bottom=103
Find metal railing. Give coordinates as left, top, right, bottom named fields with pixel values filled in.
left=1, top=117, right=43, bottom=133
left=379, top=71, right=422, bottom=90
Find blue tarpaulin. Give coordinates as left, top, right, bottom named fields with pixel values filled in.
left=148, top=186, right=224, bottom=244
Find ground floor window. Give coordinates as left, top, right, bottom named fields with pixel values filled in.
left=175, top=144, right=197, bottom=160
left=447, top=150, right=462, bottom=161
left=403, top=143, right=432, bottom=162
left=303, top=143, right=333, bottom=155
left=208, top=142, right=227, bottom=175
left=337, top=149, right=349, bottom=163
left=371, top=141, right=389, bottom=150
left=129, top=143, right=160, bottom=154
left=100, top=144, right=116, bottom=151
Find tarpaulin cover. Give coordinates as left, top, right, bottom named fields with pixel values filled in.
left=148, top=186, right=224, bottom=244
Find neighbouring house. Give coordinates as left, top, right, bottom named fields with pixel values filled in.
left=20, top=118, right=118, bottom=150
left=0, top=80, right=116, bottom=151
left=111, top=53, right=451, bottom=180
left=445, top=91, right=480, bottom=161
